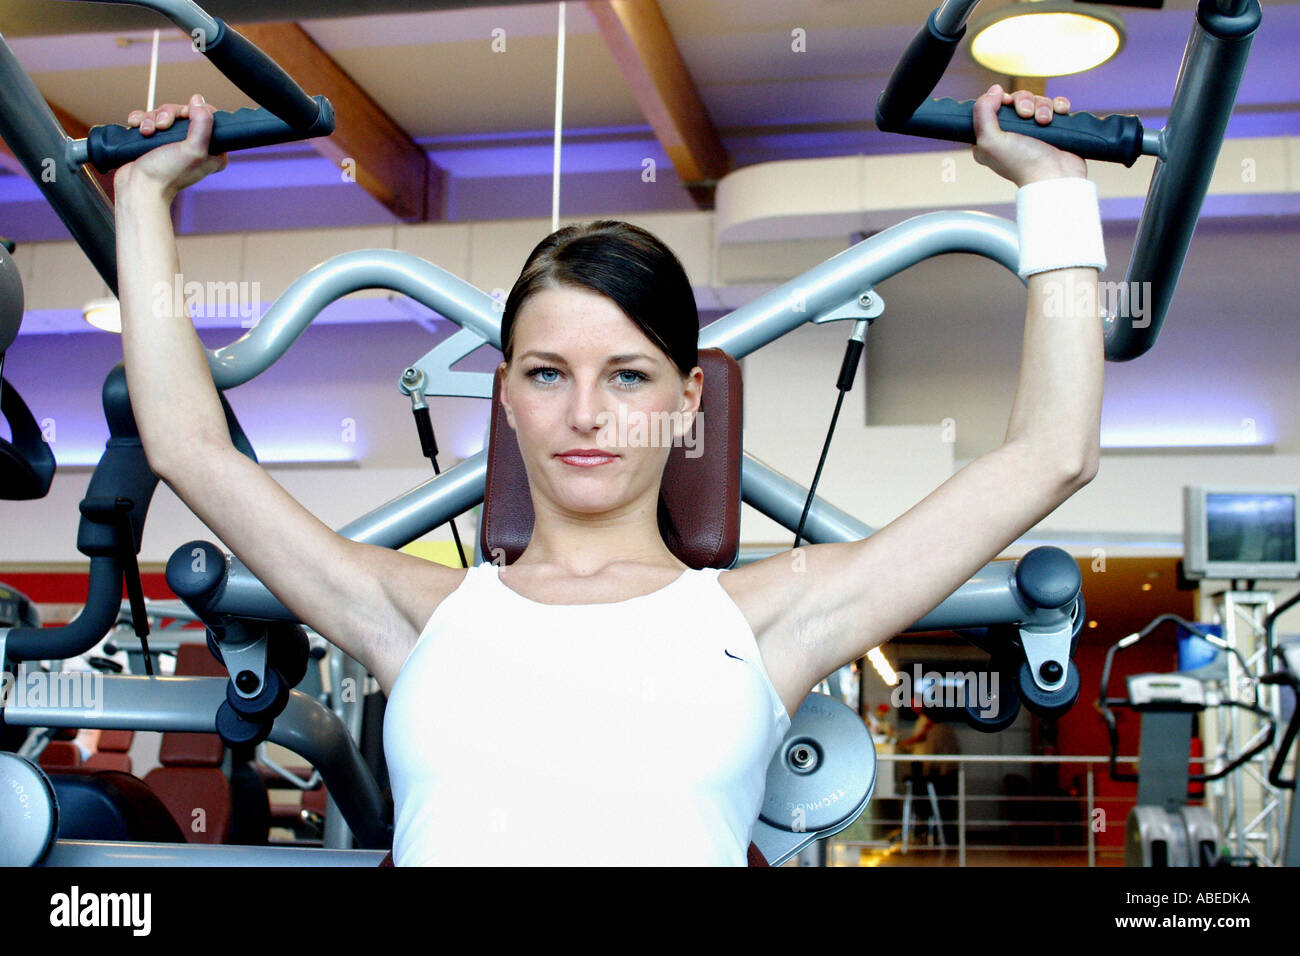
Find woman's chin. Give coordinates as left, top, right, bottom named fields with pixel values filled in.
left=552, top=487, right=634, bottom=518
left=559, top=497, right=623, bottom=517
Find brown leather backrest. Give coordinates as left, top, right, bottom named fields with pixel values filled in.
left=479, top=347, right=742, bottom=569
left=97, top=729, right=133, bottom=752
left=38, top=741, right=81, bottom=768
left=158, top=642, right=226, bottom=767
left=143, top=766, right=232, bottom=844
left=158, top=732, right=224, bottom=767
left=86, top=729, right=134, bottom=773
left=175, top=642, right=226, bottom=677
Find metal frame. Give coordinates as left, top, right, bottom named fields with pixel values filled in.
left=0, top=0, right=1262, bottom=866
left=924, top=0, right=1260, bottom=360
left=1, top=670, right=391, bottom=849
left=7, top=597, right=376, bottom=851
left=1209, top=589, right=1287, bottom=865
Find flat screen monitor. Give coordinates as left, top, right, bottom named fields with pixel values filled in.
left=1183, top=486, right=1300, bottom=581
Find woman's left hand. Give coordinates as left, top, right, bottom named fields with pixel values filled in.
left=972, top=83, right=1088, bottom=187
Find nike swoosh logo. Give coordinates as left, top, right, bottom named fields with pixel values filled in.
left=724, top=649, right=744, bottom=662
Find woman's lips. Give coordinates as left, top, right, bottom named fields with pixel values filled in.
left=556, top=451, right=617, bottom=467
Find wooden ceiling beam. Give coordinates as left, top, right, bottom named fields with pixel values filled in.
left=233, top=21, right=445, bottom=221
left=585, top=0, right=730, bottom=209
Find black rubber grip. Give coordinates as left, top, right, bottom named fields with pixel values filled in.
left=877, top=96, right=1145, bottom=167
left=202, top=19, right=322, bottom=130
left=875, top=8, right=965, bottom=131
left=83, top=96, right=336, bottom=174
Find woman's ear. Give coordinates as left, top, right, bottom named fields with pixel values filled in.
left=680, top=365, right=704, bottom=417
left=674, top=365, right=704, bottom=446
left=498, top=361, right=516, bottom=430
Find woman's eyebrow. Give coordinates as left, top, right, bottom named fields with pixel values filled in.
left=519, top=350, right=657, bottom=365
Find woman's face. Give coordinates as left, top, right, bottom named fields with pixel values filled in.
left=499, top=284, right=702, bottom=523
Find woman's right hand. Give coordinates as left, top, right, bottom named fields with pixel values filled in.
left=113, top=92, right=229, bottom=201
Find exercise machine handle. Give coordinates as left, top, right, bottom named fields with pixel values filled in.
left=876, top=0, right=1263, bottom=360
left=7, top=0, right=336, bottom=291
left=54, top=2, right=323, bottom=130
left=74, top=97, right=336, bottom=174
left=873, top=8, right=966, bottom=132
left=881, top=98, right=1145, bottom=168
left=197, top=18, right=323, bottom=130
left=874, top=8, right=1144, bottom=167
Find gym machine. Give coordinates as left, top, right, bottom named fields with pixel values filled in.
left=1099, top=614, right=1276, bottom=866
left=1260, top=594, right=1300, bottom=866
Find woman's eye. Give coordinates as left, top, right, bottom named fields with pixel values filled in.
left=526, top=367, right=646, bottom=388
left=527, top=367, right=560, bottom=384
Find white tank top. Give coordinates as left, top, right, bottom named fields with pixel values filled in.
left=382, top=561, right=792, bottom=866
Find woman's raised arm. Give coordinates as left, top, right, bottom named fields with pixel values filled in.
left=112, top=94, right=457, bottom=694
left=723, top=86, right=1104, bottom=718
left=114, top=93, right=231, bottom=472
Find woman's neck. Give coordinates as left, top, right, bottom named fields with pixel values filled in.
left=513, top=526, right=680, bottom=576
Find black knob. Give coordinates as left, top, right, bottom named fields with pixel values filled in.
left=1015, top=547, right=1082, bottom=609
left=165, top=539, right=226, bottom=604
left=215, top=700, right=270, bottom=748
left=235, top=669, right=260, bottom=694
left=1039, top=660, right=1064, bottom=683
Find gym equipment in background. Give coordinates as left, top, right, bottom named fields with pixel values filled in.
left=0, top=238, right=55, bottom=502
left=1099, top=614, right=1276, bottom=866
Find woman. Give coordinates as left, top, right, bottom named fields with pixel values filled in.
left=114, top=84, right=1102, bottom=865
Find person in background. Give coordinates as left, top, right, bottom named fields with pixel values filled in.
left=898, top=696, right=961, bottom=846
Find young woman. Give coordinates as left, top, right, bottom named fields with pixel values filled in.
left=114, top=84, right=1102, bottom=865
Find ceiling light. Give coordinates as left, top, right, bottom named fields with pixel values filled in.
left=83, top=297, right=121, bottom=333
left=969, top=1, right=1126, bottom=78
left=867, top=647, right=898, bottom=686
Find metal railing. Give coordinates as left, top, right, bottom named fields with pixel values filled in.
left=826, top=753, right=1236, bottom=867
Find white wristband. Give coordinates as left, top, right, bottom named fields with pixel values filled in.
left=1015, top=177, right=1106, bottom=280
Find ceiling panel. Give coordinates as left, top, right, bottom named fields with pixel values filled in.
left=314, top=31, right=643, bottom=137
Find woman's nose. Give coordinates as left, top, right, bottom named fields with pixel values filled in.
left=567, top=381, right=613, bottom=432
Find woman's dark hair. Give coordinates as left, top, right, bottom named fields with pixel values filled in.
left=500, top=219, right=699, bottom=552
